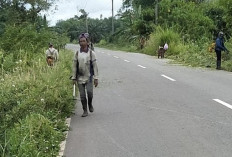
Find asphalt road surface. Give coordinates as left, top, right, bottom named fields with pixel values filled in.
left=64, top=44, right=232, bottom=157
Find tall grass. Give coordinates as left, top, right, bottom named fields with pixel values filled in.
left=143, top=26, right=183, bottom=56
left=0, top=49, right=75, bottom=156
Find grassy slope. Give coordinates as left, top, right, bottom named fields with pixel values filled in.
left=0, top=49, right=75, bottom=156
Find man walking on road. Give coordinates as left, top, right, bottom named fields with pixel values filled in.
left=71, top=33, right=99, bottom=117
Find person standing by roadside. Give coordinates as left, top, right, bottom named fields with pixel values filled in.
left=71, top=33, right=99, bottom=117
left=140, top=36, right=145, bottom=49
left=45, top=43, right=59, bottom=66
left=215, top=31, right=229, bottom=70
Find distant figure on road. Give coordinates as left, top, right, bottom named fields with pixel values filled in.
left=45, top=43, right=59, bottom=66
left=71, top=33, right=99, bottom=117
left=157, top=46, right=165, bottom=59
left=215, top=31, right=229, bottom=70
left=140, top=36, right=145, bottom=49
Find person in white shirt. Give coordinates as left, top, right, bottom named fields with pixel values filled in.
left=71, top=33, right=99, bottom=117
left=45, top=43, right=59, bottom=66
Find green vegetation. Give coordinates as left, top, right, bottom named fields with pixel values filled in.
left=0, top=49, right=74, bottom=156
left=0, top=1, right=72, bottom=156
left=56, top=0, right=232, bottom=71
left=1, top=0, right=232, bottom=156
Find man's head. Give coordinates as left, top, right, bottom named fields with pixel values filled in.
left=49, top=43, right=53, bottom=48
left=79, top=33, right=88, bottom=48
left=79, top=33, right=91, bottom=43
left=218, top=31, right=224, bottom=38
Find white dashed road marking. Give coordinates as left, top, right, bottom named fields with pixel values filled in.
left=138, top=65, right=146, bottom=68
left=213, top=99, right=232, bottom=110
left=114, top=56, right=119, bottom=58
left=161, top=74, right=176, bottom=81
left=124, top=60, right=130, bottom=62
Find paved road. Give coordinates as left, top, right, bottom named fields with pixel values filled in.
left=64, top=44, right=232, bottom=157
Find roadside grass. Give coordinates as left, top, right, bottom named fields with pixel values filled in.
left=0, top=49, right=75, bottom=156
left=97, top=28, right=232, bottom=72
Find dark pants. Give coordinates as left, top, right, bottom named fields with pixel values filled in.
left=215, top=50, right=221, bottom=69
left=78, top=78, right=93, bottom=111
left=78, top=79, right=93, bottom=101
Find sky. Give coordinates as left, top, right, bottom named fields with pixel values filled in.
left=42, top=0, right=124, bottom=26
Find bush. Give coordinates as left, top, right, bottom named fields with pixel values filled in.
left=98, top=39, right=107, bottom=46
left=143, top=26, right=181, bottom=56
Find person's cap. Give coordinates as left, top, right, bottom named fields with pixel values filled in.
left=79, top=33, right=89, bottom=39
left=219, top=31, right=224, bottom=36
left=84, top=33, right=89, bottom=37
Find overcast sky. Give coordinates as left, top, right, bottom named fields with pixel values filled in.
left=42, top=0, right=124, bottom=26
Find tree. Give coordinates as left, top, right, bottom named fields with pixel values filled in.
left=218, top=0, right=232, bottom=36
left=123, top=0, right=156, bottom=9
left=158, top=0, right=215, bottom=41
left=1, top=0, right=56, bottom=25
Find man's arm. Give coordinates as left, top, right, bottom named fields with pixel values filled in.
left=216, top=38, right=226, bottom=51
left=92, top=52, right=98, bottom=87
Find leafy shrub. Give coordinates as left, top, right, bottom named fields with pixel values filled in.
left=159, top=0, right=215, bottom=41
left=98, top=39, right=107, bottom=46
left=143, top=26, right=181, bottom=56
